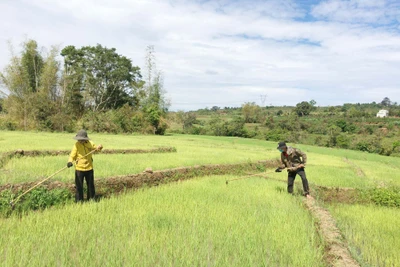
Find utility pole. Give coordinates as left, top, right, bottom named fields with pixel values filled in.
left=259, top=94, right=267, bottom=107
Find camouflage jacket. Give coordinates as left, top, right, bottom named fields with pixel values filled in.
left=279, top=147, right=307, bottom=172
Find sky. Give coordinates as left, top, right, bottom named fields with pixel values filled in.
left=0, top=0, right=399, bottom=111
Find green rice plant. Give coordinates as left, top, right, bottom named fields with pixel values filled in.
left=0, top=131, right=277, bottom=152
left=307, top=166, right=369, bottom=188
left=0, top=133, right=278, bottom=184
left=329, top=204, right=400, bottom=266
left=354, top=159, right=400, bottom=187
left=0, top=176, right=324, bottom=266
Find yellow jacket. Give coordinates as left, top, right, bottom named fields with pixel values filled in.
left=68, top=141, right=99, bottom=171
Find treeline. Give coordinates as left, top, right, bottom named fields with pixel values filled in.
left=169, top=99, right=400, bottom=157
left=0, top=40, right=168, bottom=134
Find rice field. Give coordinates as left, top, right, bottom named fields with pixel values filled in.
left=1, top=130, right=400, bottom=266
left=1, top=176, right=324, bottom=266
left=329, top=204, right=400, bottom=266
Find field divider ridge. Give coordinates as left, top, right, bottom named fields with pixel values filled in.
left=0, top=147, right=177, bottom=168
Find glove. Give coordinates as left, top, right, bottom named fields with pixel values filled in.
left=275, top=168, right=282, bottom=173
left=67, top=162, right=73, bottom=168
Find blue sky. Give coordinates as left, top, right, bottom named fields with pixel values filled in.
left=0, top=0, right=400, bottom=110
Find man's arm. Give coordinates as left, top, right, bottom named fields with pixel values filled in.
left=275, top=154, right=287, bottom=172
left=90, top=141, right=103, bottom=151
left=296, top=148, right=307, bottom=167
left=67, top=144, right=77, bottom=167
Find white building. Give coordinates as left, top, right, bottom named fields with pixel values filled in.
left=376, top=109, right=389, bottom=118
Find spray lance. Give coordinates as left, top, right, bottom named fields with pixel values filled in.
left=9, top=149, right=98, bottom=209
left=225, top=170, right=277, bottom=185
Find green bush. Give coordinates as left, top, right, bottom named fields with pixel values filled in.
left=265, top=128, right=284, bottom=142
left=0, top=188, right=73, bottom=217
left=368, top=187, right=400, bottom=207
left=336, top=133, right=351, bottom=148
left=0, top=115, right=17, bottom=130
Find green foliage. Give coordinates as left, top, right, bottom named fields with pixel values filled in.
left=80, top=107, right=154, bottom=134
left=242, top=102, right=263, bottom=123
left=381, top=97, right=391, bottom=107
left=0, top=188, right=73, bottom=217
left=21, top=187, right=73, bottom=210
left=206, top=115, right=248, bottom=137
left=265, top=128, right=284, bottom=141
left=0, top=189, right=15, bottom=217
left=0, top=39, right=60, bottom=131
left=336, top=133, right=351, bottom=148
left=180, top=112, right=198, bottom=130
left=294, top=101, right=314, bottom=117
left=277, top=116, right=301, bottom=131
left=61, top=44, right=143, bottom=112
left=354, top=137, right=383, bottom=154
left=21, top=40, right=44, bottom=93
left=335, top=119, right=347, bottom=132
left=326, top=125, right=341, bottom=147
left=141, top=46, right=169, bottom=135
left=360, top=187, right=400, bottom=208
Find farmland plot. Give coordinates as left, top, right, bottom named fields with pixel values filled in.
left=1, top=176, right=324, bottom=266
left=1, top=131, right=400, bottom=266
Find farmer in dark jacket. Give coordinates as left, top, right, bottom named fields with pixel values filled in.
left=275, top=142, right=310, bottom=197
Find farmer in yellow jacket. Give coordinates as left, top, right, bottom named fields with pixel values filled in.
left=67, top=129, right=103, bottom=202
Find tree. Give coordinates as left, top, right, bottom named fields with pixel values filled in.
left=141, top=45, right=170, bottom=134
left=294, top=101, right=313, bottom=117
left=60, top=44, right=143, bottom=112
left=242, top=102, right=262, bottom=123
left=381, top=97, right=391, bottom=107
left=0, top=39, right=60, bottom=130
left=21, top=40, right=44, bottom=93
left=178, top=112, right=198, bottom=130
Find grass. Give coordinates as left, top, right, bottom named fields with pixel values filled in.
left=2, top=131, right=400, bottom=188
left=0, top=176, right=324, bottom=266
left=0, top=134, right=277, bottom=184
left=329, top=203, right=400, bottom=266
left=2, top=131, right=400, bottom=266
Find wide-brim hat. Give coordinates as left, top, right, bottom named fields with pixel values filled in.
left=277, top=142, right=287, bottom=149
left=74, top=129, right=90, bottom=141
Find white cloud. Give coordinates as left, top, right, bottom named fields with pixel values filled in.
left=0, top=0, right=399, bottom=110
left=311, top=0, right=400, bottom=24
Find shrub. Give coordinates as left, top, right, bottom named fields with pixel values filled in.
left=265, top=128, right=284, bottom=142
left=369, top=187, right=400, bottom=208
left=336, top=133, right=351, bottom=148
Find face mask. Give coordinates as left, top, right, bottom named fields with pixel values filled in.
left=278, top=149, right=284, bottom=153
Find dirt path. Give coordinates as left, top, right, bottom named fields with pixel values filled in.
left=304, top=196, right=360, bottom=267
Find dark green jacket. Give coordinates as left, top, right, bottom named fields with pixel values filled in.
left=280, top=147, right=307, bottom=172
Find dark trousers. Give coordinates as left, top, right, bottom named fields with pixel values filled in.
left=287, top=168, right=310, bottom=195
left=75, top=169, right=95, bottom=202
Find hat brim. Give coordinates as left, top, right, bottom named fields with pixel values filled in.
left=73, top=137, right=90, bottom=141
left=277, top=145, right=286, bottom=149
